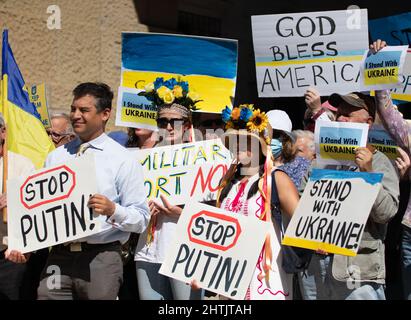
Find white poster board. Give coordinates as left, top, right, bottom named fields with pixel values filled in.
left=7, top=155, right=100, bottom=253
left=314, top=120, right=369, bottom=166
left=159, top=202, right=270, bottom=300
left=360, top=45, right=408, bottom=91
left=132, top=139, right=232, bottom=205
left=283, top=169, right=383, bottom=256
left=251, top=9, right=368, bottom=97
left=115, top=87, right=158, bottom=131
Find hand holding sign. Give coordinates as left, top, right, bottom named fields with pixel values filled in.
left=304, top=88, right=322, bottom=113
left=5, top=249, right=30, bottom=264
left=355, top=147, right=373, bottom=172
left=153, top=195, right=183, bottom=219
left=369, top=39, right=387, bottom=54
left=88, top=194, right=115, bottom=216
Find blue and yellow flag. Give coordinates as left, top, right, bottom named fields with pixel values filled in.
left=1, top=30, right=54, bottom=169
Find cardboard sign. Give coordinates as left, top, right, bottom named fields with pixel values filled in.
left=7, top=155, right=100, bottom=253
left=27, top=83, right=51, bottom=128
left=368, top=125, right=399, bottom=160
left=131, top=139, right=232, bottom=205
left=360, top=46, right=408, bottom=90
left=283, top=169, right=383, bottom=256
left=251, top=9, right=368, bottom=97
left=119, top=32, right=238, bottom=122
left=159, top=202, right=270, bottom=300
left=115, top=87, right=158, bottom=131
left=315, top=120, right=368, bottom=166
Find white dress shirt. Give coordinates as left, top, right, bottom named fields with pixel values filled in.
left=44, top=133, right=150, bottom=244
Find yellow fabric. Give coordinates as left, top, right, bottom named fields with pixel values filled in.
left=0, top=75, right=54, bottom=169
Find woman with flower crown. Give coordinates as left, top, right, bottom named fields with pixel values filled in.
left=215, top=104, right=300, bottom=300
left=133, top=77, right=203, bottom=300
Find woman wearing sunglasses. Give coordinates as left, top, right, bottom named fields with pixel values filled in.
left=134, top=77, right=203, bottom=300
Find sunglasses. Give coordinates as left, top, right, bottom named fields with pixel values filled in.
left=156, top=117, right=187, bottom=128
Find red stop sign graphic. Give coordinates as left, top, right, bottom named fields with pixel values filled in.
left=187, top=210, right=241, bottom=251
left=20, top=165, right=76, bottom=209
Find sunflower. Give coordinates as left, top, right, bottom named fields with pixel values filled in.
left=247, top=109, right=268, bottom=132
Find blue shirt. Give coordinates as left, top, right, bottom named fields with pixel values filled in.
left=45, top=133, right=150, bottom=244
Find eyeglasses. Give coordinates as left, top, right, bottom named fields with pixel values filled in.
left=156, top=118, right=187, bottom=128
left=46, top=129, right=72, bottom=140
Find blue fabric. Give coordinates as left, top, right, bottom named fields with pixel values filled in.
left=402, top=225, right=411, bottom=300
left=45, top=133, right=150, bottom=244
left=135, top=261, right=204, bottom=300
left=299, top=255, right=386, bottom=300
left=2, top=30, right=41, bottom=120
left=108, top=131, right=128, bottom=147
left=279, top=156, right=311, bottom=189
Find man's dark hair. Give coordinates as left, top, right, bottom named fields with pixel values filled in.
left=72, top=82, right=114, bottom=112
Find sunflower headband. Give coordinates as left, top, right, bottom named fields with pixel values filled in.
left=221, top=104, right=270, bottom=144
left=138, top=77, right=201, bottom=111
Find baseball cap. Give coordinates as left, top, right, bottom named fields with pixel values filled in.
left=266, top=110, right=295, bottom=142
left=329, top=92, right=376, bottom=119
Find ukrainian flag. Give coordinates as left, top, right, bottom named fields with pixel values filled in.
left=1, top=30, right=54, bottom=169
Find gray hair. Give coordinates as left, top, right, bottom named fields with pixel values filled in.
left=292, top=129, right=315, bottom=152
left=50, top=113, right=74, bottom=134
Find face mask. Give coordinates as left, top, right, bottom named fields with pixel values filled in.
left=270, top=138, right=283, bottom=158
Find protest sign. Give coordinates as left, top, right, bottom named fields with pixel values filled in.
left=369, top=11, right=411, bottom=46
left=369, top=12, right=411, bottom=102
left=27, top=83, right=51, bottom=128
left=119, top=32, right=237, bottom=122
left=360, top=46, right=408, bottom=91
left=159, top=202, right=270, bottom=300
left=368, top=124, right=399, bottom=160
left=283, top=169, right=383, bottom=256
left=115, top=87, right=158, bottom=131
left=251, top=9, right=368, bottom=97
left=315, top=120, right=368, bottom=166
left=391, top=50, right=411, bottom=102
left=130, top=139, right=232, bottom=205
left=7, top=155, right=100, bottom=253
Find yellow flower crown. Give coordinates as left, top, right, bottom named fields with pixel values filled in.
left=138, top=77, right=201, bottom=110
left=221, top=104, right=270, bottom=144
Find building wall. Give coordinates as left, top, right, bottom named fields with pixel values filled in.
left=0, top=0, right=149, bottom=130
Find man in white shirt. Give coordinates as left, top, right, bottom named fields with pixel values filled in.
left=30, top=82, right=149, bottom=300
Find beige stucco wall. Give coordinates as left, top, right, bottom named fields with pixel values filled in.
left=0, top=0, right=149, bottom=130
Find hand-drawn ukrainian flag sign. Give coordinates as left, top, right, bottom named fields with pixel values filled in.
left=360, top=45, right=408, bottom=91
left=368, top=125, right=399, bottom=161
left=27, top=83, right=51, bottom=129
left=314, top=120, right=368, bottom=166
left=283, top=169, right=382, bottom=257
left=118, top=32, right=238, bottom=129
left=251, top=9, right=368, bottom=97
